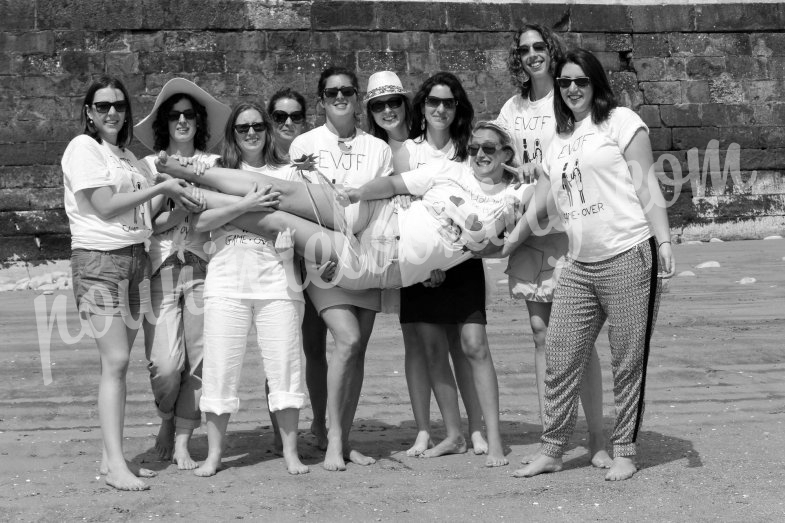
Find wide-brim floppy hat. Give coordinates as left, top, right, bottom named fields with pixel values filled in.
left=363, top=71, right=409, bottom=103
left=135, top=78, right=232, bottom=152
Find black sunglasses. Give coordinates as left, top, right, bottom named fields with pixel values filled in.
left=556, top=77, right=591, bottom=89
left=92, top=101, right=128, bottom=114
left=322, top=86, right=357, bottom=99
left=424, top=96, right=457, bottom=110
left=517, top=42, right=548, bottom=55
left=369, top=97, right=404, bottom=113
left=271, top=110, right=306, bottom=124
left=233, top=122, right=266, bottom=134
left=168, top=109, right=197, bottom=121
left=468, top=143, right=504, bottom=156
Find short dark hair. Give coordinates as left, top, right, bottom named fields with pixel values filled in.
left=317, top=66, right=359, bottom=98
left=553, top=48, right=618, bottom=134
left=81, top=75, right=134, bottom=149
left=152, top=93, right=209, bottom=152
left=409, top=72, right=474, bottom=162
left=366, top=94, right=412, bottom=142
left=506, top=23, right=565, bottom=99
left=218, top=101, right=285, bottom=169
left=267, top=88, right=307, bottom=118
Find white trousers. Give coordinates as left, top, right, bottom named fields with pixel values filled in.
left=200, top=296, right=307, bottom=415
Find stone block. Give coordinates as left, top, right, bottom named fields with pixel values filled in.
left=629, top=5, right=694, bottom=33
left=757, top=126, right=785, bottom=148
left=156, top=0, right=247, bottom=30
left=336, top=31, right=386, bottom=52
left=8, top=54, right=63, bottom=75
left=660, top=104, right=701, bottom=127
left=375, top=2, right=446, bottom=31
left=0, top=234, right=71, bottom=263
left=37, top=0, right=146, bottom=30
left=672, top=126, right=719, bottom=149
left=274, top=51, right=355, bottom=74
left=594, top=51, right=621, bottom=72
left=245, top=1, right=311, bottom=30
left=0, top=166, right=62, bottom=189
left=685, top=56, right=726, bottom=80
left=311, top=1, right=374, bottom=30
left=387, top=32, right=430, bottom=53
left=681, top=81, right=710, bottom=104
left=580, top=34, right=607, bottom=53
left=445, top=3, right=512, bottom=32
left=357, top=52, right=406, bottom=74
left=766, top=57, right=785, bottom=79
left=183, top=51, right=226, bottom=73
left=138, top=51, right=186, bottom=73
left=641, top=81, right=681, bottom=105
left=709, top=73, right=744, bottom=104
left=0, top=31, right=56, bottom=54
left=126, top=32, right=166, bottom=53
left=438, top=50, right=487, bottom=72
left=632, top=34, right=671, bottom=58
left=649, top=127, right=672, bottom=151
left=0, top=210, right=69, bottom=235
left=694, top=3, right=784, bottom=32
left=749, top=33, right=785, bottom=57
left=609, top=71, right=644, bottom=110
left=0, top=143, right=63, bottom=167
left=572, top=4, right=631, bottom=32
left=0, top=119, right=75, bottom=144
left=671, top=33, right=752, bottom=57
left=633, top=57, right=687, bottom=81
left=637, top=105, right=661, bottom=128
left=718, top=127, right=762, bottom=149
left=266, top=31, right=310, bottom=53
left=106, top=52, right=139, bottom=76
left=723, top=56, right=768, bottom=81
left=0, top=0, right=36, bottom=30
left=508, top=4, right=569, bottom=30
left=606, top=34, right=633, bottom=53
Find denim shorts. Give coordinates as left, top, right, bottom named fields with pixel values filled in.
left=71, top=244, right=151, bottom=318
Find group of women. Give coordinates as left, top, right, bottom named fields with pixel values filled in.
left=62, top=23, right=675, bottom=491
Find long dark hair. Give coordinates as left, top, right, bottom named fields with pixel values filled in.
left=81, top=75, right=134, bottom=149
left=409, top=72, right=473, bottom=162
left=366, top=95, right=412, bottom=142
left=266, top=87, right=307, bottom=119
left=218, top=101, right=285, bottom=169
left=152, top=93, right=208, bottom=152
left=506, top=23, right=564, bottom=99
left=553, top=48, right=618, bottom=134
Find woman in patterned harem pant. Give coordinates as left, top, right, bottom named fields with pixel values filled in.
left=503, top=48, right=676, bottom=481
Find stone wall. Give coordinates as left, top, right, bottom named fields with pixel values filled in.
left=2, top=1, right=784, bottom=265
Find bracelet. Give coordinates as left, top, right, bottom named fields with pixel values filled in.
left=658, top=240, right=672, bottom=248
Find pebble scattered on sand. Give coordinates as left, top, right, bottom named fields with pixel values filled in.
left=709, top=238, right=724, bottom=243
left=695, top=261, right=721, bottom=269
left=0, top=272, right=71, bottom=293
left=685, top=240, right=704, bottom=245
left=677, top=271, right=696, bottom=277
left=763, top=235, right=783, bottom=240
left=738, top=277, right=756, bottom=284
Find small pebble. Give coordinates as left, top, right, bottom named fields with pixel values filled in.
left=738, top=277, right=756, bottom=284
left=695, top=261, right=721, bottom=269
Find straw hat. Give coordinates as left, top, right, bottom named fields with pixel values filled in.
left=363, top=71, right=409, bottom=103
left=134, top=78, right=231, bottom=152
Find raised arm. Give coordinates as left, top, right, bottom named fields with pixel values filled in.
left=340, top=175, right=410, bottom=205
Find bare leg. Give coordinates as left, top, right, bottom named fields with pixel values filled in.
left=265, top=380, right=283, bottom=454
left=275, top=408, right=309, bottom=475
left=458, top=323, right=508, bottom=467
left=521, top=301, right=549, bottom=463
left=401, top=323, right=433, bottom=456
left=194, top=412, right=230, bottom=477
left=416, top=324, right=466, bottom=459
left=320, top=306, right=376, bottom=471
left=172, top=427, right=198, bottom=470
left=447, top=326, right=487, bottom=455
left=302, top=295, right=329, bottom=450
left=154, top=418, right=175, bottom=461
left=580, top=347, right=612, bottom=468
left=92, top=315, right=155, bottom=491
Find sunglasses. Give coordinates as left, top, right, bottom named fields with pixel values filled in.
left=424, top=96, right=457, bottom=110
left=92, top=101, right=128, bottom=114
left=234, top=122, right=266, bottom=134
left=468, top=143, right=504, bottom=156
left=271, top=110, right=306, bottom=125
left=517, top=42, right=548, bottom=55
left=322, top=86, right=357, bottom=99
left=556, top=77, right=591, bottom=89
left=369, top=97, right=404, bottom=113
left=168, top=109, right=197, bottom=121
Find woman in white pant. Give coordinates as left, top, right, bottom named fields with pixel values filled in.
left=191, top=101, right=309, bottom=477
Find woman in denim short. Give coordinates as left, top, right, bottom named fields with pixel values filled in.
left=134, top=78, right=230, bottom=470
left=62, top=75, right=200, bottom=490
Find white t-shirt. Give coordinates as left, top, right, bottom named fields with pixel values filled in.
left=397, top=161, right=525, bottom=286
left=143, top=152, right=220, bottom=272
left=542, top=107, right=653, bottom=262
left=62, top=134, right=154, bottom=250
left=495, top=91, right=556, bottom=168
left=203, top=162, right=303, bottom=301
left=399, top=136, right=457, bottom=171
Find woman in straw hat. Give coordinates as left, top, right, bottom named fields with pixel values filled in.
left=135, top=77, right=231, bottom=470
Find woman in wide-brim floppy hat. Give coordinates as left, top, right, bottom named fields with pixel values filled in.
left=134, top=78, right=230, bottom=471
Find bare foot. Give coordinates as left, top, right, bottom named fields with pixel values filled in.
left=347, top=449, right=376, bottom=466
left=605, top=456, right=637, bottom=481
left=172, top=448, right=198, bottom=470
left=194, top=454, right=222, bottom=477
left=512, top=454, right=562, bottom=477
left=155, top=418, right=175, bottom=461
left=588, top=433, right=613, bottom=468
left=485, top=452, right=509, bottom=467
left=311, top=421, right=328, bottom=451
left=520, top=444, right=543, bottom=464
left=322, top=439, right=346, bottom=471
left=420, top=435, right=467, bottom=458
left=283, top=451, right=310, bottom=475
left=105, top=466, right=149, bottom=491
left=470, top=431, right=488, bottom=455
left=100, top=457, right=156, bottom=478
left=405, top=431, right=433, bottom=457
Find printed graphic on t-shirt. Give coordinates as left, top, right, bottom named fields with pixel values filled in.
left=554, top=130, right=611, bottom=226
left=108, top=154, right=151, bottom=234
left=316, top=148, right=366, bottom=173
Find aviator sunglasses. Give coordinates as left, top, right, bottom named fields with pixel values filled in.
left=92, top=101, right=128, bottom=114
left=467, top=143, right=504, bottom=156
left=424, top=96, right=457, bottom=110
left=322, top=86, right=358, bottom=99
left=168, top=109, right=197, bottom=121
left=234, top=122, right=266, bottom=134
left=271, top=110, right=306, bottom=125
left=556, top=76, right=591, bottom=89
left=369, top=97, right=404, bottom=114
left=517, top=42, right=548, bottom=55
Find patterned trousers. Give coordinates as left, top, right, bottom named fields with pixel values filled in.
left=541, top=237, right=661, bottom=458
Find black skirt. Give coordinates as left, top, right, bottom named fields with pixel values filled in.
left=399, top=257, right=486, bottom=325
